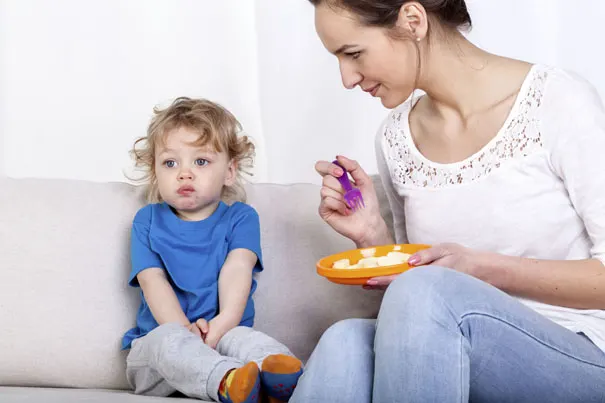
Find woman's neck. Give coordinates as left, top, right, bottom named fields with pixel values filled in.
left=416, top=32, right=527, bottom=122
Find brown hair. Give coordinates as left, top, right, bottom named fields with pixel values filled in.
left=308, top=0, right=472, bottom=32
left=130, top=97, right=255, bottom=204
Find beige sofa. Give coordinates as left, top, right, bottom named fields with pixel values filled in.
left=0, top=175, right=393, bottom=402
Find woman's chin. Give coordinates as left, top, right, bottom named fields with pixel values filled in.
left=379, top=94, right=406, bottom=109
left=379, top=89, right=415, bottom=109
left=380, top=97, right=400, bottom=109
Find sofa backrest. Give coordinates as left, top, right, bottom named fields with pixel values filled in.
left=0, top=176, right=391, bottom=390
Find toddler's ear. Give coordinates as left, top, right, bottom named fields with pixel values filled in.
left=224, top=159, right=238, bottom=186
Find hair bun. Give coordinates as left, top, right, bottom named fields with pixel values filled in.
left=439, top=0, right=472, bottom=29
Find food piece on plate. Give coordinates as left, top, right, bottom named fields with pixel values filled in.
left=332, top=258, right=350, bottom=269
left=387, top=251, right=412, bottom=262
left=358, top=257, right=380, bottom=268
left=360, top=248, right=376, bottom=258
left=377, top=255, right=402, bottom=266
left=330, top=250, right=413, bottom=269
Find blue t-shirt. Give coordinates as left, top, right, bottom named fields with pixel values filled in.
left=121, top=201, right=263, bottom=350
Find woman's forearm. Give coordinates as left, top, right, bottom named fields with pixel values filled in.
left=486, top=253, right=605, bottom=309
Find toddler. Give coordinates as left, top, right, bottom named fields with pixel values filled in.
left=122, top=97, right=303, bottom=403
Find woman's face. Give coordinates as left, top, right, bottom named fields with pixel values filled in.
left=314, top=3, right=420, bottom=109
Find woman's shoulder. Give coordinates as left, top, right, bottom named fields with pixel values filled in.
left=538, top=64, right=603, bottom=110
left=534, top=64, right=605, bottom=152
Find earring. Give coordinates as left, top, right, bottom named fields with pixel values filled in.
left=416, top=37, right=421, bottom=42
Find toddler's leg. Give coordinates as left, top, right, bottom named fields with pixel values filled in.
left=218, top=327, right=303, bottom=402
left=126, top=323, right=258, bottom=402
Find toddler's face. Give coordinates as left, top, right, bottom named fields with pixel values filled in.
left=154, top=127, right=235, bottom=221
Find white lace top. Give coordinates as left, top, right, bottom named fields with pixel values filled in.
left=376, top=64, right=605, bottom=351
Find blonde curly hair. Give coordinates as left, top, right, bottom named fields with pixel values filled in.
left=130, top=97, right=255, bottom=203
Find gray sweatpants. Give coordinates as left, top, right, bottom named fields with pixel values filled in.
left=126, top=323, right=295, bottom=402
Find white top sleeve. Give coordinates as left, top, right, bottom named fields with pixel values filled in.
left=375, top=122, right=408, bottom=244
left=541, top=70, right=605, bottom=265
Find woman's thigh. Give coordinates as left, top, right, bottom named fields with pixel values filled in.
left=374, top=266, right=605, bottom=402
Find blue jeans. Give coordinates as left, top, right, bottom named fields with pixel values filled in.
left=291, top=266, right=605, bottom=402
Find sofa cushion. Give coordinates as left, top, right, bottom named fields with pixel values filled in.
left=0, top=177, right=144, bottom=390
left=0, top=387, right=191, bottom=402
left=0, top=176, right=388, bottom=390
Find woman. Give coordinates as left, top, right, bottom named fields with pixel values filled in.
left=291, top=1, right=605, bottom=402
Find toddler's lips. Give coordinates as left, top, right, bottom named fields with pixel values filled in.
left=177, top=186, right=195, bottom=195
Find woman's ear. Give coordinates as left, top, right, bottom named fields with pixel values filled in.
left=396, top=2, right=429, bottom=41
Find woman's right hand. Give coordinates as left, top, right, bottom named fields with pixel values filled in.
left=315, top=155, right=392, bottom=247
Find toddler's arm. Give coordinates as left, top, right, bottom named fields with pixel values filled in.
left=137, top=267, right=190, bottom=326
left=215, top=248, right=258, bottom=327
left=203, top=249, right=257, bottom=348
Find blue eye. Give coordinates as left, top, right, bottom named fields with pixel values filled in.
left=164, top=160, right=176, bottom=168
left=195, top=159, right=208, bottom=166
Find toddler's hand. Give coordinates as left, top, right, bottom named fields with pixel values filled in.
left=186, top=318, right=209, bottom=340
left=186, top=322, right=202, bottom=338
left=205, top=314, right=235, bottom=349
left=195, top=318, right=210, bottom=340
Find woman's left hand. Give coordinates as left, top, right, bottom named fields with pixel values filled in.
left=364, top=243, right=493, bottom=290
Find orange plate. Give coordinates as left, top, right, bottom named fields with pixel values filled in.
left=316, top=244, right=430, bottom=285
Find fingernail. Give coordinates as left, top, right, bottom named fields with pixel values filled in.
left=334, top=168, right=343, bottom=176
left=408, top=255, right=420, bottom=265
left=366, top=280, right=378, bottom=286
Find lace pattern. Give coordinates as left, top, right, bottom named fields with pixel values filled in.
left=382, top=67, right=549, bottom=189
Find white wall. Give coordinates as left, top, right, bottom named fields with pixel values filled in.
left=255, top=0, right=388, bottom=184
left=0, top=2, right=6, bottom=175
left=466, top=0, right=605, bottom=91
left=0, top=0, right=267, bottom=182
left=1, top=0, right=605, bottom=184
